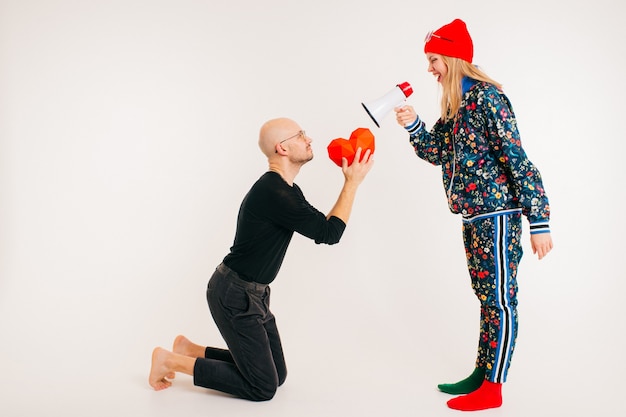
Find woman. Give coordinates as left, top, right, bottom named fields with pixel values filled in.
left=395, top=19, right=553, bottom=411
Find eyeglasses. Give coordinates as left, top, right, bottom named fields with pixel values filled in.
left=424, top=30, right=453, bottom=43
left=279, top=130, right=306, bottom=145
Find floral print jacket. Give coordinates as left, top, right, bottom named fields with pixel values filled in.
left=407, top=81, right=550, bottom=232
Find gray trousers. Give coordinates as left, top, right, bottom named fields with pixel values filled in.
left=193, top=263, right=287, bottom=401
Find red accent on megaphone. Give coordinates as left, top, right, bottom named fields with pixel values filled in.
left=397, top=82, right=413, bottom=98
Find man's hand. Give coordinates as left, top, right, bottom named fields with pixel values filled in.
left=326, top=148, right=374, bottom=224
left=531, top=233, right=553, bottom=260
left=341, top=147, right=374, bottom=186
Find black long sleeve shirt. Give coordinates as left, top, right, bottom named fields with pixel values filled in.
left=222, top=171, right=346, bottom=284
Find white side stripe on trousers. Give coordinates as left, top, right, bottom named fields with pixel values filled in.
left=493, top=214, right=515, bottom=382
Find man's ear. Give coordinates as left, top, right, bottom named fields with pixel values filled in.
left=275, top=143, right=287, bottom=154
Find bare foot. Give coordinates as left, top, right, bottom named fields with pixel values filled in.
left=173, top=335, right=191, bottom=355
left=149, top=347, right=176, bottom=391
left=173, top=335, right=205, bottom=358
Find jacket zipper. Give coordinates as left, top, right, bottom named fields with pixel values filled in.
left=447, top=124, right=457, bottom=198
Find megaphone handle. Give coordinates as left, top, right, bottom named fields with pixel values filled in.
left=396, top=102, right=416, bottom=127
left=403, top=104, right=411, bottom=127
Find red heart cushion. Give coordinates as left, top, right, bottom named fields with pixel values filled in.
left=327, top=127, right=375, bottom=167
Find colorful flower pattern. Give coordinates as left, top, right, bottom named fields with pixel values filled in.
left=463, top=211, right=523, bottom=383
left=407, top=81, right=551, bottom=384
left=408, top=82, right=550, bottom=225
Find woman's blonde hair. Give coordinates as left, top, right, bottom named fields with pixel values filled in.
left=438, top=56, right=502, bottom=121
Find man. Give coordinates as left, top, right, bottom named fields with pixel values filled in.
left=149, top=117, right=374, bottom=400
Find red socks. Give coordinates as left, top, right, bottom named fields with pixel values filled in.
left=446, top=380, right=502, bottom=411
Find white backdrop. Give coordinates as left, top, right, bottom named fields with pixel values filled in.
left=1, top=1, right=624, bottom=416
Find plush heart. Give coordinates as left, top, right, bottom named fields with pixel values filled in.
left=327, top=127, right=375, bottom=167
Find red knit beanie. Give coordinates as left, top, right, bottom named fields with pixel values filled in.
left=424, top=19, right=473, bottom=63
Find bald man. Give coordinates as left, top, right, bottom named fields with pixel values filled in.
left=149, top=118, right=374, bottom=401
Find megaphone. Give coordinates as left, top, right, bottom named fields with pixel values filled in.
left=362, top=82, right=413, bottom=127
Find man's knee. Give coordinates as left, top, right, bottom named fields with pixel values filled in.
left=278, top=369, right=287, bottom=387
left=249, top=366, right=287, bottom=400
left=249, top=383, right=278, bottom=401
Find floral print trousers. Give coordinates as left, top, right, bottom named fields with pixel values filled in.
left=462, top=209, right=523, bottom=383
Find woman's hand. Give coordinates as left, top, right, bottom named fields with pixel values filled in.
left=395, top=105, right=417, bottom=127
left=531, top=233, right=553, bottom=260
